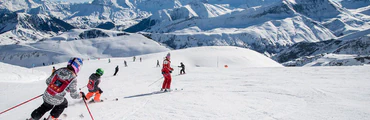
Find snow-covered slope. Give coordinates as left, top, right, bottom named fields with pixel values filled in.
left=140, top=46, right=283, bottom=68
left=0, top=51, right=369, bottom=119
left=0, top=62, right=47, bottom=83
left=0, top=12, right=75, bottom=45
left=0, top=29, right=170, bottom=67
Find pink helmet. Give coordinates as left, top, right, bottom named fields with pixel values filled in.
left=166, top=53, right=170, bottom=60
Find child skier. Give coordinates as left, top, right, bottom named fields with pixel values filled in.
left=161, top=53, right=174, bottom=92
left=85, top=68, right=104, bottom=103
left=29, top=57, right=86, bottom=120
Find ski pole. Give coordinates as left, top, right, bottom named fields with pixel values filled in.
left=148, top=76, right=164, bottom=87
left=0, top=94, right=43, bottom=115
left=79, top=85, right=87, bottom=90
left=82, top=98, right=94, bottom=120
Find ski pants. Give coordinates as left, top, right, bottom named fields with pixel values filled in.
left=31, top=98, right=68, bottom=119
left=86, top=91, right=101, bottom=101
left=161, top=73, right=172, bottom=89
left=180, top=68, right=185, bottom=74
left=114, top=70, right=118, bottom=76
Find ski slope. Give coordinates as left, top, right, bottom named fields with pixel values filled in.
left=0, top=47, right=370, bottom=120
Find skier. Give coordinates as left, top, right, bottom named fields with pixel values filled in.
left=114, top=65, right=119, bottom=76
left=108, top=59, right=111, bottom=63
left=28, top=57, right=86, bottom=120
left=156, top=60, right=160, bottom=67
left=133, top=56, right=136, bottom=62
left=161, top=53, right=174, bottom=92
left=52, top=66, right=56, bottom=74
left=178, top=62, right=185, bottom=74
left=85, top=68, right=104, bottom=103
left=124, top=60, right=127, bottom=67
left=140, top=57, right=142, bottom=62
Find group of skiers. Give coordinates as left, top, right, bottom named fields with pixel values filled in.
left=28, top=58, right=105, bottom=120
left=27, top=53, right=185, bottom=120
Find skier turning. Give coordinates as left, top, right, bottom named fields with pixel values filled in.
left=28, top=57, right=86, bottom=120
left=85, top=68, right=104, bottom=103
left=161, top=53, right=174, bottom=92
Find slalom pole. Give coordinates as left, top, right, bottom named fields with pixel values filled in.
left=0, top=94, right=43, bottom=115
left=148, top=76, right=164, bottom=87
left=82, top=98, right=94, bottom=120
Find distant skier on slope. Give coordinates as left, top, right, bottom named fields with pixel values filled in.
left=28, top=57, right=86, bottom=120
left=178, top=62, right=185, bottom=75
left=52, top=66, right=56, bottom=74
left=114, top=65, right=119, bottom=76
left=156, top=60, right=160, bottom=67
left=161, top=53, right=174, bottom=92
left=124, top=60, right=127, bottom=67
left=85, top=68, right=104, bottom=103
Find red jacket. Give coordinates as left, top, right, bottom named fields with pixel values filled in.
left=162, top=59, right=173, bottom=73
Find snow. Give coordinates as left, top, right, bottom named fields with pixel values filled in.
left=339, top=28, right=370, bottom=41
left=0, top=62, right=47, bottom=83
left=0, top=29, right=170, bottom=67
left=1, top=46, right=370, bottom=120
left=303, top=54, right=369, bottom=66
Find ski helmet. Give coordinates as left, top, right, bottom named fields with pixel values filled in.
left=67, top=57, right=83, bottom=73
left=166, top=53, right=170, bottom=60
left=96, top=68, right=104, bottom=76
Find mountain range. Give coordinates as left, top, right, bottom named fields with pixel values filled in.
left=0, top=0, right=369, bottom=66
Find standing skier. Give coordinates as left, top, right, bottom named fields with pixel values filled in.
left=85, top=68, right=104, bottom=103
left=29, top=57, right=86, bottom=120
left=114, top=65, right=119, bottom=76
left=178, top=62, right=185, bottom=74
left=52, top=66, right=56, bottom=74
left=156, top=60, right=160, bottom=67
left=161, top=53, right=174, bottom=92
left=124, top=60, right=127, bottom=67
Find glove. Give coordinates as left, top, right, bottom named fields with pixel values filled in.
left=162, top=71, right=165, bottom=74
left=170, top=71, right=172, bottom=73
left=80, top=92, right=87, bottom=100
left=99, top=88, right=103, bottom=94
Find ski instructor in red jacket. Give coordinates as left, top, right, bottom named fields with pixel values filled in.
left=161, top=53, right=174, bottom=92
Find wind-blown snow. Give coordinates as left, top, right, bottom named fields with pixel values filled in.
left=0, top=48, right=369, bottom=119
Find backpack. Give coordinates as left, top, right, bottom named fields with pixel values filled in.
left=46, top=72, right=74, bottom=96
left=87, top=79, right=96, bottom=91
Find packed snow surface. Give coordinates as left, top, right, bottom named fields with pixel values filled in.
left=0, top=47, right=369, bottom=120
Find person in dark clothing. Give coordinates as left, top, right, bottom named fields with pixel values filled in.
left=124, top=60, right=127, bottom=67
left=156, top=60, right=160, bottom=67
left=114, top=65, right=119, bottom=76
left=178, top=62, right=185, bottom=74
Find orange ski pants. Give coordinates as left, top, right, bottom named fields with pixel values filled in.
left=85, top=91, right=101, bottom=101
